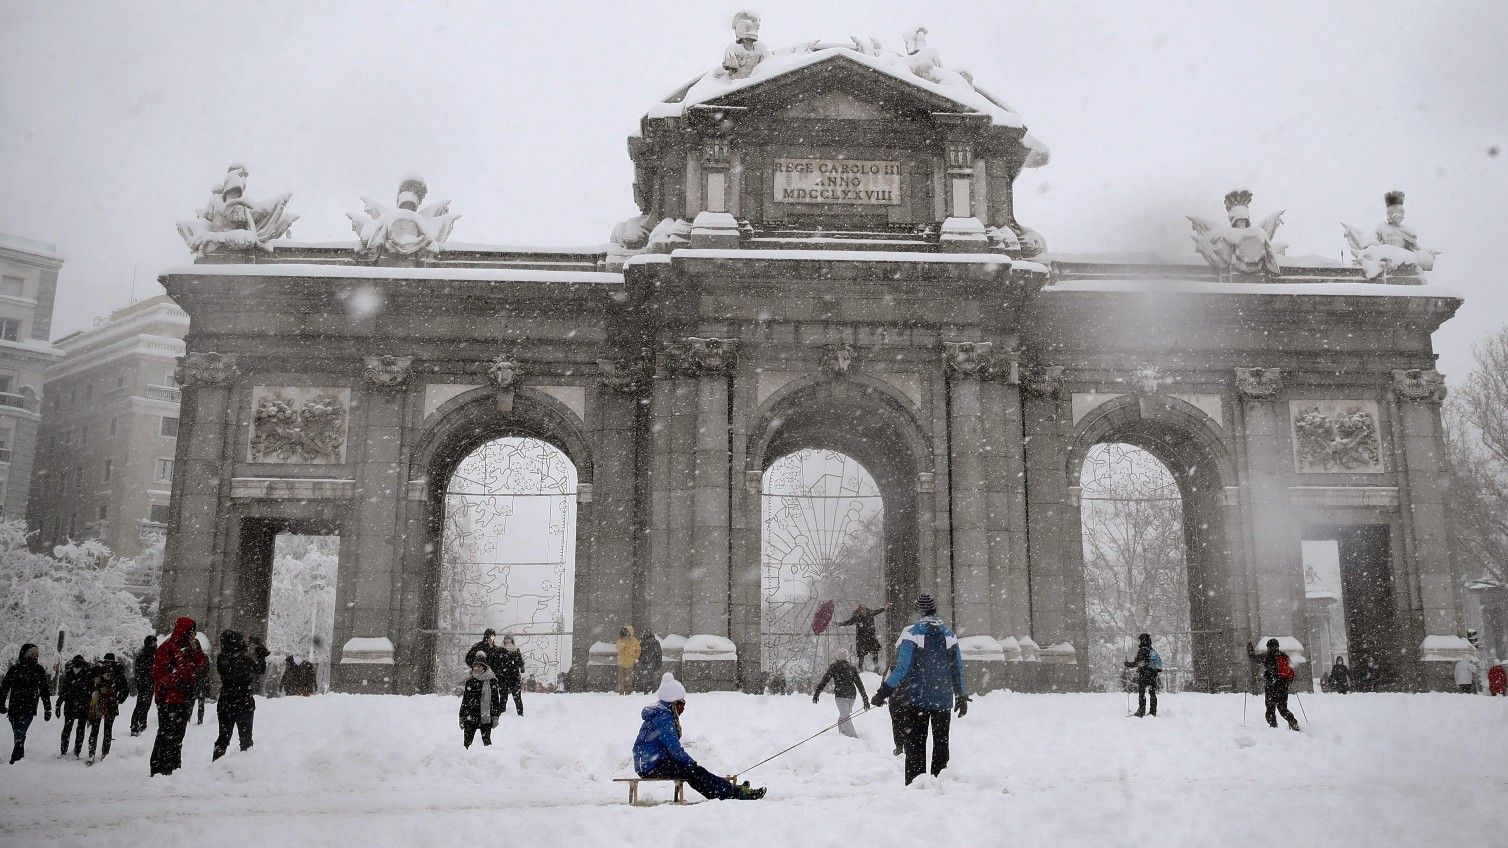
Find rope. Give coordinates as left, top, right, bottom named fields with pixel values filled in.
left=736, top=704, right=876, bottom=776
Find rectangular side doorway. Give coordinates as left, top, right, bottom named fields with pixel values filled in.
left=233, top=518, right=339, bottom=695
left=1304, top=524, right=1399, bottom=692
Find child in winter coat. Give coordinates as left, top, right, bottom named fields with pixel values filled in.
left=87, top=654, right=129, bottom=763
left=57, top=655, right=94, bottom=757
left=632, top=672, right=765, bottom=800
left=459, top=657, right=502, bottom=748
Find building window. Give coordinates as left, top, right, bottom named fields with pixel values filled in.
left=149, top=503, right=170, bottom=524
left=109, top=417, right=118, bottom=437
left=69, top=513, right=78, bottom=537
left=115, top=375, right=125, bottom=388
left=161, top=417, right=179, bottom=438
left=0, top=318, right=19, bottom=341
left=0, top=372, right=14, bottom=394
left=154, top=458, right=174, bottom=482
left=97, top=504, right=108, bottom=522
left=102, top=458, right=112, bottom=482
left=0, top=427, right=10, bottom=463
left=0, top=276, right=23, bottom=297
left=80, top=426, right=89, bottom=448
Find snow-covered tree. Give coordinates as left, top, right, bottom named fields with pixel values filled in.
left=0, top=520, right=152, bottom=667
left=265, top=534, right=338, bottom=662
left=1444, top=326, right=1508, bottom=588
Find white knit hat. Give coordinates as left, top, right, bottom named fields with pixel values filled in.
left=656, top=672, right=687, bottom=703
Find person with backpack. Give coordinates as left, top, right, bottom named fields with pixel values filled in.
left=1247, top=639, right=1300, bottom=731
left=151, top=616, right=208, bottom=776
left=0, top=644, right=52, bottom=764
left=56, top=655, right=94, bottom=758
left=870, top=595, right=969, bottom=785
left=1123, top=633, right=1162, bottom=717
left=812, top=648, right=869, bottom=737
left=86, top=653, right=129, bottom=764
left=129, top=635, right=156, bottom=736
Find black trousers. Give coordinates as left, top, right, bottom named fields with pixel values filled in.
left=1137, top=676, right=1158, bottom=716
left=150, top=704, right=191, bottom=775
left=87, top=712, right=116, bottom=760
left=1264, top=685, right=1297, bottom=727
left=462, top=721, right=493, bottom=747
left=896, top=704, right=951, bottom=784
left=644, top=758, right=738, bottom=800
left=888, top=700, right=905, bottom=751
left=213, top=704, right=254, bottom=758
left=501, top=681, right=523, bottom=714
left=8, top=713, right=34, bottom=763
left=60, top=712, right=87, bottom=755
left=130, top=693, right=152, bottom=734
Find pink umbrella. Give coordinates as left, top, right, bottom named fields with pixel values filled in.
left=811, top=599, right=836, bottom=635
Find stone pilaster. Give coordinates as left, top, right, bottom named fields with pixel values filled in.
left=944, top=342, right=1013, bottom=635
left=1022, top=364, right=1076, bottom=645
left=1234, top=368, right=1306, bottom=646
left=1390, top=369, right=1459, bottom=640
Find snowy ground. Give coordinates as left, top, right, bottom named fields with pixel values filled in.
left=1, top=688, right=1503, bottom=847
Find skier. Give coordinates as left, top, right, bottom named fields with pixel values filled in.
left=459, top=656, right=501, bottom=748
left=150, top=616, right=208, bottom=776
left=129, top=635, right=156, bottom=736
left=812, top=649, right=869, bottom=737
left=496, top=635, right=525, bottom=716
left=85, top=653, right=129, bottom=764
left=615, top=626, right=641, bottom=695
left=0, top=643, right=52, bottom=764
left=1454, top=655, right=1479, bottom=694
left=1330, top=656, right=1351, bottom=694
left=213, top=630, right=269, bottom=760
left=870, top=595, right=969, bottom=785
left=464, top=628, right=502, bottom=676
left=1123, top=633, right=1161, bottom=717
left=1247, top=639, right=1300, bottom=731
left=836, top=603, right=891, bottom=672
left=57, top=654, right=94, bottom=757
left=635, top=629, right=663, bottom=694
left=632, top=672, right=765, bottom=800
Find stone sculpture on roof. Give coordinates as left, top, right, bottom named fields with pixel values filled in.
left=718, top=11, right=770, bottom=79
left=348, top=174, right=459, bottom=261
left=1342, top=191, right=1439, bottom=279
left=176, top=163, right=297, bottom=256
left=1188, top=189, right=1286, bottom=276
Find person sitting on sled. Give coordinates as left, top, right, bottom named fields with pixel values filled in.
left=632, top=672, right=765, bottom=800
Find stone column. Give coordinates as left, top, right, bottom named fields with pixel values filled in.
left=1022, top=365, right=1073, bottom=645
left=160, top=352, right=240, bottom=633
left=943, top=342, right=997, bottom=635
left=580, top=364, right=644, bottom=669
left=1234, top=368, right=1306, bottom=646
left=1390, top=370, right=1459, bottom=641
left=644, top=363, right=693, bottom=637
left=980, top=352, right=1030, bottom=639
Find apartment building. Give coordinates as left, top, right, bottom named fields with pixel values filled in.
left=0, top=233, right=64, bottom=522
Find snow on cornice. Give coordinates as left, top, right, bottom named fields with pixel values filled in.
left=160, top=264, right=622, bottom=285
left=1049, top=278, right=1462, bottom=299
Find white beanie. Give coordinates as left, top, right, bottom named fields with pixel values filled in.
left=656, top=672, right=687, bottom=703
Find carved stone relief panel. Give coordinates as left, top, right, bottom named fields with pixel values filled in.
left=1289, top=400, right=1384, bottom=473
left=248, top=386, right=352, bottom=464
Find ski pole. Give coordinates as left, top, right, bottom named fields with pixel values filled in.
left=737, top=704, right=875, bottom=777
left=1241, top=689, right=1247, bottom=726
left=1294, top=692, right=1309, bottom=723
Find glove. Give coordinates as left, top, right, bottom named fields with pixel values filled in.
left=861, top=698, right=870, bottom=709
left=954, top=697, right=969, bottom=718
left=870, top=684, right=892, bottom=707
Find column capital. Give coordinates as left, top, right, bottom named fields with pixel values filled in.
left=1392, top=368, right=1447, bottom=403
left=1234, top=367, right=1283, bottom=400
left=943, top=341, right=1017, bottom=383
left=596, top=357, right=649, bottom=393
left=1023, top=364, right=1064, bottom=398
left=660, top=337, right=737, bottom=377
left=175, top=352, right=239, bottom=388
left=362, top=355, right=413, bottom=389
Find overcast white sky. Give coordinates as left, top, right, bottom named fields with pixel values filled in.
left=1, top=1, right=1504, bottom=378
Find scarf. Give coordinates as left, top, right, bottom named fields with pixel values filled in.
left=471, top=668, right=496, bottom=724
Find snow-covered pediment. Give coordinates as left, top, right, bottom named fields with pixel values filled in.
left=773, top=88, right=895, bottom=121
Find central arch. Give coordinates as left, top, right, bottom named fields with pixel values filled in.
left=1066, top=394, right=1247, bottom=691
left=742, top=376, right=932, bottom=684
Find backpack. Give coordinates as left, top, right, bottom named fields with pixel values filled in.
left=1275, top=653, right=1295, bottom=681
left=1146, top=648, right=1163, bottom=671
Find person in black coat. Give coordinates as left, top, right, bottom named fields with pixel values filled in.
left=813, top=649, right=870, bottom=737
left=86, top=653, right=130, bottom=764
left=495, top=635, right=526, bottom=716
left=1123, top=633, right=1160, bottom=717
left=836, top=603, right=891, bottom=672
left=464, top=629, right=504, bottom=678
left=635, top=630, right=663, bottom=694
left=1248, top=639, right=1300, bottom=731
left=459, top=657, right=502, bottom=748
left=0, top=644, right=53, bottom=763
left=1330, top=656, right=1351, bottom=694
left=57, top=655, right=94, bottom=757
left=130, top=635, right=157, bottom=736
left=213, top=630, right=269, bottom=760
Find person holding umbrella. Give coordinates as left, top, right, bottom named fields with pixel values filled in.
left=836, top=602, right=891, bottom=673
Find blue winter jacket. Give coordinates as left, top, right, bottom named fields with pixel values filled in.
left=883, top=615, right=968, bottom=711
left=633, top=701, right=695, bottom=775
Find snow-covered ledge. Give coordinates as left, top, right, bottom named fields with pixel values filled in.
left=689, top=211, right=740, bottom=249
left=1419, top=635, right=1475, bottom=662
left=659, top=633, right=687, bottom=664
left=939, top=216, right=989, bottom=252
left=586, top=641, right=617, bottom=665
left=958, top=635, right=1005, bottom=662
left=340, top=637, right=394, bottom=665
left=1038, top=642, right=1079, bottom=665
left=998, top=636, right=1023, bottom=661
left=1257, top=635, right=1307, bottom=665
left=682, top=634, right=737, bottom=662
left=682, top=634, right=738, bottom=692
left=1016, top=636, right=1040, bottom=662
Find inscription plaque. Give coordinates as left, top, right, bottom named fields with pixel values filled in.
left=772, top=158, right=901, bottom=206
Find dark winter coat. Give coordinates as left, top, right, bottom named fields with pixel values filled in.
left=1126, top=644, right=1161, bottom=684
left=58, top=659, right=95, bottom=719
left=281, top=657, right=317, bottom=696
left=216, top=632, right=269, bottom=714
left=636, top=634, right=663, bottom=673
left=1330, top=662, right=1350, bottom=690
left=0, top=645, right=51, bottom=718
left=814, top=659, right=869, bottom=702
left=133, top=640, right=156, bottom=698
left=90, top=659, right=129, bottom=720
left=464, top=640, right=505, bottom=678
left=1247, top=644, right=1291, bottom=691
left=838, top=607, right=885, bottom=654
left=496, top=648, right=525, bottom=686
left=153, top=617, right=208, bottom=706
left=459, top=671, right=502, bottom=726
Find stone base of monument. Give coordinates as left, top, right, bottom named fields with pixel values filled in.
left=680, top=635, right=739, bottom=691
left=963, top=659, right=1008, bottom=693
left=335, top=637, right=395, bottom=694
left=583, top=641, right=618, bottom=692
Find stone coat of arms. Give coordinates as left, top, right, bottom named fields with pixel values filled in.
left=1290, top=401, right=1382, bottom=473
left=249, top=387, right=351, bottom=464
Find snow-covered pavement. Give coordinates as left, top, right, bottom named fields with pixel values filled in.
left=1, top=689, right=1502, bottom=847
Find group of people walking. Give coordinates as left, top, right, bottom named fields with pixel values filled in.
left=459, top=629, right=527, bottom=748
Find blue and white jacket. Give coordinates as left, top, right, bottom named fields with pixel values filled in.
left=883, top=615, right=968, bottom=711
left=633, top=701, right=695, bottom=775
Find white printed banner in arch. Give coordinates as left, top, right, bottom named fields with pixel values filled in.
left=773, top=158, right=901, bottom=206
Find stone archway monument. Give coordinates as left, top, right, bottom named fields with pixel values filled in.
left=158, top=16, right=1467, bottom=693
